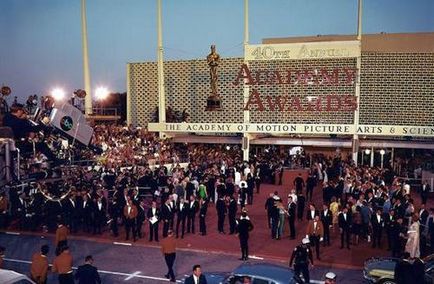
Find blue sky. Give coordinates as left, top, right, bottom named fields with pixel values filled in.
left=0, top=0, right=433, bottom=101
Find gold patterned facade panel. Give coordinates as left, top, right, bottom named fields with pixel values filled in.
left=128, top=53, right=434, bottom=127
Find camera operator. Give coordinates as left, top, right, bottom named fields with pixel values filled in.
left=3, top=104, right=59, bottom=165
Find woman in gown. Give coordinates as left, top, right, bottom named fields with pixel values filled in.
left=405, top=213, right=420, bottom=258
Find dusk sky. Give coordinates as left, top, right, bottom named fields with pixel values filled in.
left=1, top=0, right=433, bottom=102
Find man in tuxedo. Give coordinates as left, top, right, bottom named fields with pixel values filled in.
left=338, top=207, right=352, bottom=249
left=237, top=211, right=254, bottom=261
left=80, top=194, right=93, bottom=233
left=176, top=197, right=187, bottom=239
left=306, top=171, right=316, bottom=202
left=294, top=173, right=305, bottom=195
left=384, top=209, right=396, bottom=251
left=287, top=196, right=297, bottom=239
left=184, top=264, right=207, bottom=284
left=92, top=196, right=106, bottom=235
left=161, top=199, right=174, bottom=238
left=136, top=200, right=146, bottom=239
left=421, top=181, right=431, bottom=205
left=228, top=195, right=238, bottom=234
left=306, top=215, right=324, bottom=260
left=371, top=208, right=384, bottom=248
left=187, top=195, right=199, bottom=234
left=216, top=196, right=226, bottom=234
left=147, top=200, right=160, bottom=242
left=265, top=193, right=275, bottom=228
left=199, top=198, right=209, bottom=236
left=320, top=204, right=332, bottom=246
left=63, top=195, right=79, bottom=233
left=124, top=198, right=138, bottom=241
left=75, top=255, right=101, bottom=284
left=306, top=203, right=319, bottom=221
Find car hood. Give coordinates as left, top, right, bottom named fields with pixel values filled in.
left=203, top=272, right=229, bottom=284
left=364, top=257, right=398, bottom=279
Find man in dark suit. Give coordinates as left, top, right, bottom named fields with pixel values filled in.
left=338, top=207, right=352, bottom=249
left=237, top=211, right=254, bottom=261
left=184, top=264, right=207, bottom=284
left=80, top=194, right=93, bottom=233
left=75, top=255, right=101, bottom=284
left=124, top=199, right=138, bottom=242
left=320, top=204, right=332, bottom=246
left=421, top=181, right=430, bottom=205
left=216, top=196, right=226, bottom=234
left=306, top=203, right=319, bottom=221
left=371, top=208, right=384, bottom=248
left=136, top=200, right=146, bottom=239
left=187, top=195, right=199, bottom=234
left=384, top=209, right=396, bottom=251
left=176, top=197, right=187, bottom=239
left=228, top=195, right=238, bottom=234
left=306, top=171, right=316, bottom=202
left=293, top=173, right=305, bottom=195
left=161, top=199, right=174, bottom=238
left=147, top=200, right=160, bottom=242
left=199, top=198, right=208, bottom=236
left=287, top=196, right=296, bottom=239
left=92, top=196, right=106, bottom=235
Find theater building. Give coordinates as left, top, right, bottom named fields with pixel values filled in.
left=127, top=32, right=434, bottom=169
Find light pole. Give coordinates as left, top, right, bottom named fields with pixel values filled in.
left=81, top=0, right=92, bottom=115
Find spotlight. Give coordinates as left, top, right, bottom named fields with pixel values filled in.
left=379, top=149, right=386, bottom=155
left=51, top=88, right=66, bottom=101
left=364, top=149, right=371, bottom=155
left=226, top=146, right=230, bottom=151
left=95, top=86, right=109, bottom=101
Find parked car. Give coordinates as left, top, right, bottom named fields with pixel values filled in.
left=204, top=263, right=296, bottom=284
left=363, top=254, right=434, bottom=284
left=0, top=269, right=36, bottom=284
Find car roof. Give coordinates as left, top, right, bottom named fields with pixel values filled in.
left=0, top=269, right=35, bottom=284
left=233, top=263, right=294, bottom=282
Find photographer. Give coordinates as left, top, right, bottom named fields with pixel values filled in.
left=3, top=104, right=58, bottom=165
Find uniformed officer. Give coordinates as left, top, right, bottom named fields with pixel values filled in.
left=289, top=238, right=314, bottom=284
left=324, top=272, right=337, bottom=284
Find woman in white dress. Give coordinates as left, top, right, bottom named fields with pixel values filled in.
left=405, top=213, right=420, bottom=258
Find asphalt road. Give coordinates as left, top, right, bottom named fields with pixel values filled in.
left=0, top=232, right=364, bottom=284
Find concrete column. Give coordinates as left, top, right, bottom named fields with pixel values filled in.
left=370, top=146, right=374, bottom=167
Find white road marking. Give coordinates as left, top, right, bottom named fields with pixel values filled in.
left=310, top=281, right=325, bottom=284
left=113, top=242, right=132, bottom=246
left=124, top=271, right=141, bottom=281
left=4, top=258, right=170, bottom=282
left=248, top=255, right=264, bottom=260
left=5, top=231, right=20, bottom=235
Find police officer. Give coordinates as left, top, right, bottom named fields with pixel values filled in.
left=289, top=238, right=313, bottom=284
left=324, top=272, right=337, bottom=284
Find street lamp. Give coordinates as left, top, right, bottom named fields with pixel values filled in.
left=364, top=149, right=371, bottom=155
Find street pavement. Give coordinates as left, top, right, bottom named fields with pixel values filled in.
left=0, top=232, right=364, bottom=283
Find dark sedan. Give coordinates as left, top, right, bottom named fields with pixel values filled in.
left=204, top=263, right=297, bottom=284
left=363, top=254, right=434, bottom=284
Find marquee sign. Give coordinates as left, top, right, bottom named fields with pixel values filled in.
left=148, top=123, right=434, bottom=137
left=244, top=40, right=361, bottom=61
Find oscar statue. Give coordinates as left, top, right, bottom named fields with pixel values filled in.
left=206, top=45, right=222, bottom=111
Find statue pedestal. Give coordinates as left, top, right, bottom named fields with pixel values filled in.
left=206, top=96, right=222, bottom=111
